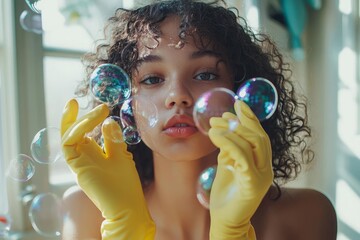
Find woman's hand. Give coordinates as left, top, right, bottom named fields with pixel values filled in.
left=61, top=99, right=155, bottom=240
left=208, top=100, right=274, bottom=240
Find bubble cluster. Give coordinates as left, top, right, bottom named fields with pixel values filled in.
left=88, top=64, right=159, bottom=146
left=193, top=77, right=278, bottom=135
left=4, top=27, right=155, bottom=236
left=194, top=77, right=278, bottom=208
left=5, top=126, right=65, bottom=236
left=4, top=65, right=147, bottom=237
left=89, top=63, right=161, bottom=146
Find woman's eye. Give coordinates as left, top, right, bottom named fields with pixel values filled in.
left=140, top=76, right=164, bottom=85
left=195, top=72, right=218, bottom=81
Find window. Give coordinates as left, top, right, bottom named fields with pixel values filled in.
left=337, top=0, right=360, bottom=158
left=1, top=1, right=127, bottom=238
left=0, top=0, right=19, bottom=232
left=336, top=0, right=360, bottom=239
left=41, top=0, right=140, bottom=190
left=42, top=22, right=93, bottom=188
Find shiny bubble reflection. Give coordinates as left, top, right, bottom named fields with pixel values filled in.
left=89, top=64, right=131, bottom=106
left=30, top=127, right=63, bottom=164
left=236, top=77, right=278, bottom=121
left=29, top=193, right=63, bottom=237
left=7, top=154, right=35, bottom=182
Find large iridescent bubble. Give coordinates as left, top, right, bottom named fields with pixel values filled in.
left=89, top=64, right=131, bottom=106
left=193, top=88, right=236, bottom=135
left=236, top=77, right=278, bottom=121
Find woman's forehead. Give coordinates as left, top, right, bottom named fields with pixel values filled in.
left=136, top=15, right=215, bottom=55
left=137, top=15, right=182, bottom=46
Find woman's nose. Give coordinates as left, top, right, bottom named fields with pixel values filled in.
left=165, top=82, right=194, bottom=108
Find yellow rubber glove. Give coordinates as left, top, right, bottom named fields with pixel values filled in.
left=61, top=99, right=156, bottom=239
left=208, top=100, right=274, bottom=240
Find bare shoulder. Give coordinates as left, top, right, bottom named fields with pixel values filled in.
left=62, top=185, right=104, bottom=240
left=272, top=187, right=337, bottom=240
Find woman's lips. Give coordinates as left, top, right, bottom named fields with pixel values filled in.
left=163, top=125, right=198, bottom=138
left=163, top=115, right=198, bottom=138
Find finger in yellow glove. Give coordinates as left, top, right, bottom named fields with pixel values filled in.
left=208, top=100, right=274, bottom=240
left=61, top=99, right=156, bottom=239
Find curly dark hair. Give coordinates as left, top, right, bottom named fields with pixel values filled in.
left=78, top=0, right=314, bottom=196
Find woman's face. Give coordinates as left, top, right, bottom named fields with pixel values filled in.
left=131, top=15, right=234, bottom=162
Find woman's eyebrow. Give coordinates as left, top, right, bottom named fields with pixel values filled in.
left=136, top=55, right=162, bottom=68
left=190, top=50, right=223, bottom=59
left=135, top=50, right=222, bottom=68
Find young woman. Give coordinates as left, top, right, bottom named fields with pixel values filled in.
left=60, top=1, right=337, bottom=239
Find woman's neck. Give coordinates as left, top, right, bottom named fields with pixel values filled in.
left=144, top=151, right=218, bottom=239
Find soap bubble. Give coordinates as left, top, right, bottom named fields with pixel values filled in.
left=119, top=96, right=158, bottom=145
left=131, top=95, right=159, bottom=129
left=19, top=10, right=43, bottom=34
left=193, top=87, right=237, bottom=135
left=30, top=127, right=62, bottom=164
left=122, top=126, right=141, bottom=145
left=7, top=154, right=35, bottom=182
left=196, top=165, right=217, bottom=208
left=236, top=77, right=278, bottom=121
left=196, top=165, right=236, bottom=209
left=119, top=99, right=141, bottom=145
left=29, top=193, right=63, bottom=237
left=89, top=64, right=131, bottom=106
